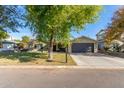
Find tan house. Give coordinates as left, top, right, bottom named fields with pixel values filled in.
left=69, top=36, right=98, bottom=53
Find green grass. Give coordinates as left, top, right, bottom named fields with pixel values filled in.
left=0, top=52, right=76, bottom=65
left=0, top=52, right=47, bottom=62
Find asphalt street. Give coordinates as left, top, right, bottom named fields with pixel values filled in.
left=0, top=68, right=124, bottom=88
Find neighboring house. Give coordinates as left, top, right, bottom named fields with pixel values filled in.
left=0, top=41, right=15, bottom=52
left=96, top=30, right=106, bottom=51
left=69, top=36, right=98, bottom=53
left=0, top=36, right=16, bottom=52
left=96, top=29, right=124, bottom=52
left=28, top=39, right=37, bottom=49
left=28, top=39, right=46, bottom=50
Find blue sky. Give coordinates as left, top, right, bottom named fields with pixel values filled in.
left=10, top=5, right=121, bottom=40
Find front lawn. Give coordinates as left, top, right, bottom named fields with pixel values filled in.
left=0, top=51, right=76, bottom=65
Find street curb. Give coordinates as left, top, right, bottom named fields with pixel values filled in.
left=0, top=65, right=124, bottom=70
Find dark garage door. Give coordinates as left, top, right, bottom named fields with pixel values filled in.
left=72, top=43, right=94, bottom=53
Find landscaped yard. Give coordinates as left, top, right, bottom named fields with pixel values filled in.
left=0, top=52, right=76, bottom=65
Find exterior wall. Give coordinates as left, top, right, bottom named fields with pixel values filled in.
left=68, top=44, right=72, bottom=53
left=96, top=30, right=106, bottom=51
left=94, top=42, right=98, bottom=53
left=98, top=41, right=104, bottom=50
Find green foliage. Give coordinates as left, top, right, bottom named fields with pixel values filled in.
left=22, top=36, right=30, bottom=44
left=0, top=30, right=9, bottom=40
left=26, top=5, right=101, bottom=44
left=0, top=5, right=24, bottom=32
left=0, top=30, right=9, bottom=48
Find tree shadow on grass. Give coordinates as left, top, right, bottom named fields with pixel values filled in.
left=0, top=52, right=48, bottom=63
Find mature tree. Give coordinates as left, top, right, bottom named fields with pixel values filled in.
left=0, top=5, right=24, bottom=32
left=0, top=30, right=9, bottom=41
left=0, top=5, right=25, bottom=48
left=105, top=6, right=124, bottom=44
left=26, top=5, right=101, bottom=61
left=22, top=36, right=30, bottom=44
left=0, top=30, right=9, bottom=48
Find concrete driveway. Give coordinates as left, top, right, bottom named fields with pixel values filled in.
left=71, top=53, right=124, bottom=67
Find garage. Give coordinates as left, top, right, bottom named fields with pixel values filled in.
left=69, top=36, right=97, bottom=53
left=72, top=43, right=94, bottom=53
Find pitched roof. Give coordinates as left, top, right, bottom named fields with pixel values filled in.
left=2, top=40, right=15, bottom=44
left=72, top=35, right=96, bottom=42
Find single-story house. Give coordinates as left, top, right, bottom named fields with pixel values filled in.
left=0, top=40, right=16, bottom=52
left=69, top=36, right=98, bottom=53
left=53, top=35, right=98, bottom=53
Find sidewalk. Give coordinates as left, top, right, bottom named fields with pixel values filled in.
left=0, top=65, right=124, bottom=70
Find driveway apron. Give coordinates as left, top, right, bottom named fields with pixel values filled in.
left=71, top=53, right=124, bottom=67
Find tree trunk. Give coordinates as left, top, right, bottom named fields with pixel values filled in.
left=0, top=40, right=2, bottom=48
left=47, top=34, right=54, bottom=62
left=65, top=44, right=68, bottom=63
